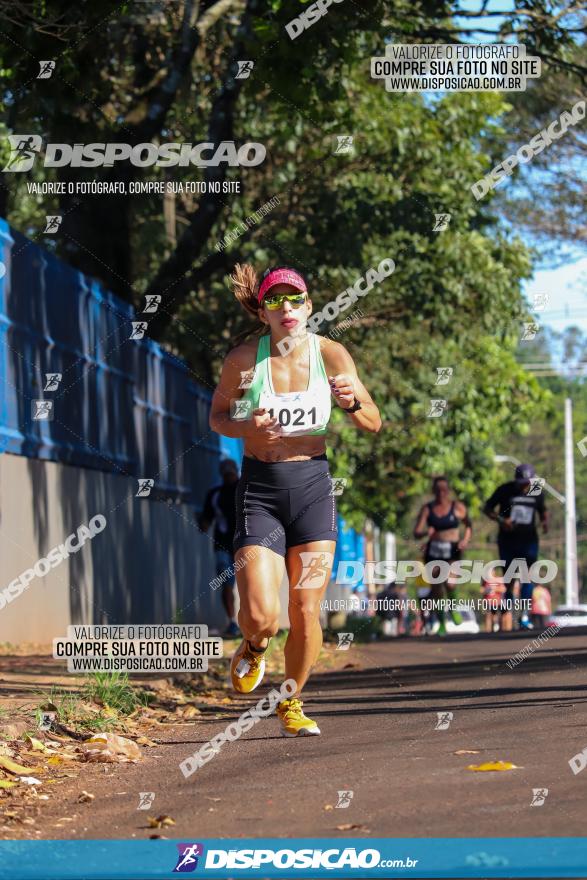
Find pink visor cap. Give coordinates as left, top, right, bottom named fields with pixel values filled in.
left=257, top=268, right=307, bottom=303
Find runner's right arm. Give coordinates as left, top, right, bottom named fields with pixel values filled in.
left=413, top=504, right=431, bottom=539
left=209, top=345, right=280, bottom=441
left=483, top=486, right=503, bottom=522
left=483, top=486, right=513, bottom=530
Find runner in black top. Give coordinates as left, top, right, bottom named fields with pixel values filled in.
left=413, top=476, right=472, bottom=635
left=198, top=458, right=240, bottom=637
left=483, top=463, right=548, bottom=632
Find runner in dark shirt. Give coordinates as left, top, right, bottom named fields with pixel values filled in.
left=198, top=458, right=240, bottom=637
left=483, top=463, right=548, bottom=632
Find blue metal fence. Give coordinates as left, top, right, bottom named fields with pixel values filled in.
left=0, top=218, right=238, bottom=506
left=0, top=219, right=363, bottom=563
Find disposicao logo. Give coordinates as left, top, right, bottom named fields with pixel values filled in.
left=173, top=843, right=204, bottom=872
left=2, top=136, right=266, bottom=171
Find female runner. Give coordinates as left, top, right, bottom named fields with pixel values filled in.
left=209, top=264, right=381, bottom=736
left=413, top=476, right=471, bottom=636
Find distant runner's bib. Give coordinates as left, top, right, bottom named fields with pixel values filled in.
left=428, top=539, right=453, bottom=560
left=510, top=502, right=534, bottom=525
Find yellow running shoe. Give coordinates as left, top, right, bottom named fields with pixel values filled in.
left=230, top=639, right=267, bottom=694
left=276, top=698, right=321, bottom=737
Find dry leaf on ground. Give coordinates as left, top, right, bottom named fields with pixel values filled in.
left=135, top=736, right=158, bottom=747
left=147, top=815, right=176, bottom=828
left=467, top=761, right=519, bottom=772
left=0, top=756, right=32, bottom=776
left=23, top=736, right=49, bottom=753
left=81, top=733, right=141, bottom=763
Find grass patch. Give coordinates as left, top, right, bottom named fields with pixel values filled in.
left=34, top=676, right=151, bottom=734
left=82, top=672, right=151, bottom=715
left=34, top=686, right=118, bottom=733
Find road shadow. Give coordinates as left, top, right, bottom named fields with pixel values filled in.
left=306, top=629, right=587, bottom=717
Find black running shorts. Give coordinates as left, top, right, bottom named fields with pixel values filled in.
left=233, top=454, right=338, bottom=557
left=424, top=540, right=461, bottom=565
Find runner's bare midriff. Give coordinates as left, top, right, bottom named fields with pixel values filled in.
left=244, top=435, right=327, bottom=462
left=431, top=527, right=461, bottom=542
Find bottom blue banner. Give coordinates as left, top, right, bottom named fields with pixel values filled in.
left=0, top=837, right=585, bottom=879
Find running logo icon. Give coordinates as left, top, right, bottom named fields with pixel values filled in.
left=235, top=61, right=254, bottom=79
left=532, top=293, right=549, bottom=311
left=336, top=790, right=354, bottom=808
left=435, top=711, right=453, bottom=730
left=136, top=478, right=154, bottom=497
left=295, top=551, right=333, bottom=589
left=130, top=321, right=148, bottom=340
left=530, top=788, right=548, bottom=806
left=137, top=791, right=155, bottom=810
left=427, top=399, right=447, bottom=418
left=44, top=215, right=62, bottom=233
left=44, top=373, right=62, bottom=392
left=527, top=477, right=545, bottom=496
left=3, top=135, right=42, bottom=172
left=334, top=135, right=353, bottom=154
left=521, top=322, right=539, bottom=341
left=32, top=400, right=53, bottom=420
left=337, top=632, right=354, bottom=650
left=231, top=399, right=253, bottom=420
left=432, top=213, right=451, bottom=232
left=173, top=843, right=204, bottom=872
left=39, top=711, right=56, bottom=730
left=435, top=367, right=453, bottom=385
left=238, top=369, right=255, bottom=389
left=143, top=294, right=161, bottom=313
left=37, top=61, right=55, bottom=79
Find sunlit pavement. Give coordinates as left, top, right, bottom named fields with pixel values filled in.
left=12, top=628, right=587, bottom=840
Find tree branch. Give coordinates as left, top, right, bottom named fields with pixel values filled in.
left=145, top=0, right=260, bottom=341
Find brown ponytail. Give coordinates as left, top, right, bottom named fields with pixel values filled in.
left=230, top=263, right=268, bottom=346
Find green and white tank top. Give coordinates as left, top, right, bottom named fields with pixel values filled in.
left=240, top=333, right=331, bottom=436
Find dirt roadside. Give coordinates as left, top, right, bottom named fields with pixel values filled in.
left=0, top=635, right=351, bottom=839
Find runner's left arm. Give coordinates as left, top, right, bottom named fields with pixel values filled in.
left=456, top=501, right=472, bottom=548
left=321, top=339, right=382, bottom=433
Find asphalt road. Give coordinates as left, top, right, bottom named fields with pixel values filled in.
left=19, top=628, right=587, bottom=840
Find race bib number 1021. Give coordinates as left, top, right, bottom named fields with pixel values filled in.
left=260, top=391, right=327, bottom=435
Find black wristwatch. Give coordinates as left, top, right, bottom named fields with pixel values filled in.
left=343, top=396, right=362, bottom=414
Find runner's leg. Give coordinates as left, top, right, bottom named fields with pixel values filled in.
left=284, top=539, right=336, bottom=696
left=221, top=580, right=236, bottom=622
left=235, top=545, right=283, bottom=648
